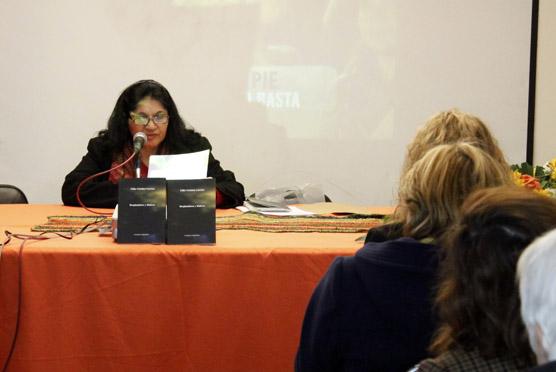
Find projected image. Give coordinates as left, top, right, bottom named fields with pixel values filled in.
left=122, top=0, right=529, bottom=205
left=247, top=66, right=303, bottom=110
left=244, top=0, right=397, bottom=140
left=173, top=0, right=258, bottom=6
left=1, top=0, right=533, bottom=206
left=171, top=0, right=397, bottom=141
left=246, top=65, right=336, bottom=138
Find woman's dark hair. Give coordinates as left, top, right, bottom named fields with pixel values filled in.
left=99, top=79, right=199, bottom=153
left=430, top=186, right=556, bottom=366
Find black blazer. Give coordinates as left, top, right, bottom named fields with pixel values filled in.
left=62, top=134, right=245, bottom=208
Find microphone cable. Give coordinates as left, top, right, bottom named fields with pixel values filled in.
left=75, top=149, right=139, bottom=216
left=1, top=134, right=147, bottom=368
left=0, top=220, right=107, bottom=372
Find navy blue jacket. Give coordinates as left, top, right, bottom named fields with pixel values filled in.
left=295, top=238, right=439, bottom=372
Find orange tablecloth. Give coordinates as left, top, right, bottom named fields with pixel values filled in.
left=0, top=204, right=389, bottom=372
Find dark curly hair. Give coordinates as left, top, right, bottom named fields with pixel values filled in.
left=99, top=79, right=201, bottom=154
left=430, top=186, right=556, bottom=367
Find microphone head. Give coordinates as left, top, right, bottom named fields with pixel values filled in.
left=133, top=131, right=147, bottom=143
left=133, top=132, right=147, bottom=153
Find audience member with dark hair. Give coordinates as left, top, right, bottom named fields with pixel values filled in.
left=295, top=143, right=512, bottom=372
left=365, top=108, right=508, bottom=244
left=62, top=79, right=245, bottom=208
left=518, top=229, right=556, bottom=372
left=413, top=187, right=556, bottom=371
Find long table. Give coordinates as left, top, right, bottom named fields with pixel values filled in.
left=0, top=204, right=391, bottom=372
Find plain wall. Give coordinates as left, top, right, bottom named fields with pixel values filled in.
left=534, top=0, right=556, bottom=164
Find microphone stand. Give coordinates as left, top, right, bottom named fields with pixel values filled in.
left=135, top=152, right=142, bottom=178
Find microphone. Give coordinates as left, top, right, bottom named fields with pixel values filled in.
left=76, top=132, right=147, bottom=214
left=133, top=132, right=147, bottom=154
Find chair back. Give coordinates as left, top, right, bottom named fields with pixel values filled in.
left=0, top=184, right=29, bottom=204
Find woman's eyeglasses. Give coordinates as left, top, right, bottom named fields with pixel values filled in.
left=130, top=112, right=169, bottom=126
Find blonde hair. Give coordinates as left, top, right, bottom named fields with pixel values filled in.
left=396, top=142, right=513, bottom=240
left=403, top=109, right=508, bottom=175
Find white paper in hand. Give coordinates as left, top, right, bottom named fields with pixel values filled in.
left=147, top=150, right=209, bottom=180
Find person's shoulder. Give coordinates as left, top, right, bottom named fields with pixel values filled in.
left=318, top=255, right=357, bottom=289
left=414, top=349, right=524, bottom=372
left=412, top=349, right=471, bottom=372
left=174, top=129, right=212, bottom=152
left=326, top=255, right=353, bottom=276
left=364, top=222, right=403, bottom=243
left=530, top=360, right=556, bottom=372
left=357, top=237, right=436, bottom=259
left=314, top=256, right=360, bottom=308
left=410, top=358, right=448, bottom=372
left=86, top=134, right=113, bottom=153
left=355, top=237, right=438, bottom=272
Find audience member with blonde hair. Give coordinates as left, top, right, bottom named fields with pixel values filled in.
left=402, top=109, right=507, bottom=174
left=518, top=229, right=556, bottom=371
left=414, top=187, right=556, bottom=371
left=295, top=143, right=512, bottom=372
left=365, top=108, right=508, bottom=243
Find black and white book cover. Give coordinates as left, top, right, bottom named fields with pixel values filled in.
left=117, top=178, right=166, bottom=244
left=166, top=178, right=215, bottom=244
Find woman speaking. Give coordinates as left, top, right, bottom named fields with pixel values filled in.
left=62, top=80, right=245, bottom=208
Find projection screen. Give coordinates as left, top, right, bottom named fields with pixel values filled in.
left=0, top=0, right=533, bottom=205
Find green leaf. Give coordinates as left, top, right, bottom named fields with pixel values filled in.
left=535, top=165, right=548, bottom=178
left=521, top=162, right=534, bottom=176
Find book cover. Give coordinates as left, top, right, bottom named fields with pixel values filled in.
left=166, top=178, right=215, bottom=244
left=117, top=178, right=166, bottom=244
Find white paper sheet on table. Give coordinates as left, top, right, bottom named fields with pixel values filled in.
left=147, top=150, right=209, bottom=180
left=236, top=205, right=315, bottom=216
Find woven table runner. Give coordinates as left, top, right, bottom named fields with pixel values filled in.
left=32, top=213, right=384, bottom=234
left=32, top=215, right=112, bottom=233
left=215, top=212, right=383, bottom=233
